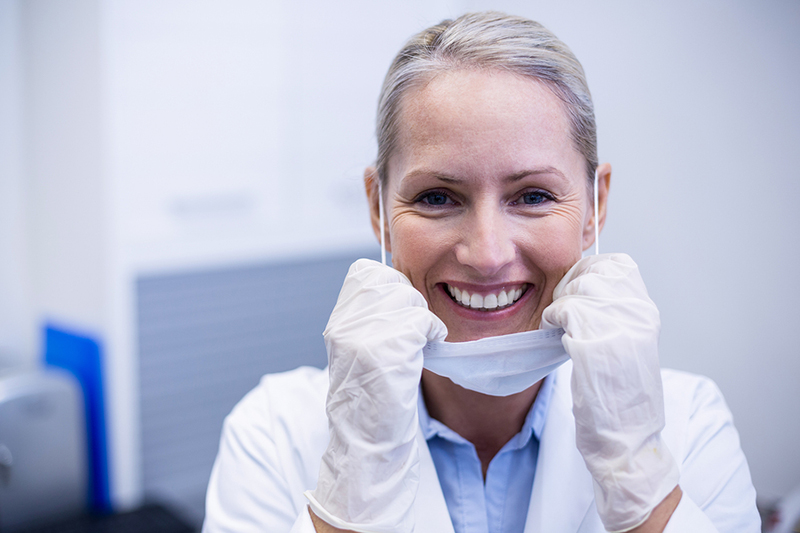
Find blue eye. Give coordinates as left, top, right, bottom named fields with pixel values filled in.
left=420, top=192, right=450, bottom=205
left=521, top=192, right=548, bottom=205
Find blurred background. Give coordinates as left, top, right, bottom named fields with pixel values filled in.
left=0, top=0, right=798, bottom=530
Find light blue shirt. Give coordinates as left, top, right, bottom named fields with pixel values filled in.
left=418, top=375, right=554, bottom=533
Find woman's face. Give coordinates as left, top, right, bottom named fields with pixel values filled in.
left=368, top=69, right=609, bottom=342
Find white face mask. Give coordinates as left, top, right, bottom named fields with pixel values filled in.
left=422, top=328, right=568, bottom=396
left=377, top=170, right=599, bottom=396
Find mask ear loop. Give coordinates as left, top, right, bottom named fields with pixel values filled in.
left=594, top=168, right=600, bottom=256
left=379, top=180, right=387, bottom=265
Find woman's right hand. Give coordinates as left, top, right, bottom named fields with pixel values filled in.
left=305, top=259, right=447, bottom=533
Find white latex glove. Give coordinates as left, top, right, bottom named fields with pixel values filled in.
left=541, top=253, right=680, bottom=532
left=305, top=259, right=448, bottom=533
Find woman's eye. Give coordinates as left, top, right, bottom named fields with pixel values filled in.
left=517, top=191, right=552, bottom=205
left=418, top=192, right=452, bottom=206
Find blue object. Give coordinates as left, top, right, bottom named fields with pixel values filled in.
left=44, top=324, right=112, bottom=513
left=418, top=374, right=555, bottom=533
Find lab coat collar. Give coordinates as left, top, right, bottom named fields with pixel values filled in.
left=525, top=359, right=596, bottom=532
left=415, top=428, right=457, bottom=533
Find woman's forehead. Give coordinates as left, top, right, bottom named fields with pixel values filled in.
left=390, top=69, right=582, bottom=182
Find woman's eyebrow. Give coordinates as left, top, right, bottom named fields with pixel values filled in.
left=402, top=166, right=567, bottom=184
left=505, top=167, right=567, bottom=182
left=402, top=170, right=463, bottom=184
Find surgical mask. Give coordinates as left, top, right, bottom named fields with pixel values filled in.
left=376, top=170, right=599, bottom=396
left=422, top=328, right=568, bottom=396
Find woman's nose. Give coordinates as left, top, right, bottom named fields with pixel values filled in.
left=454, top=205, right=516, bottom=277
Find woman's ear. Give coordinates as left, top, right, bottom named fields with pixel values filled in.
left=364, top=167, right=391, bottom=252
left=582, top=162, right=611, bottom=251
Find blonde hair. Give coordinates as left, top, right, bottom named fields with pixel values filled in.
left=376, top=11, right=597, bottom=185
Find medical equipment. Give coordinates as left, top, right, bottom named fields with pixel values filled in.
left=765, top=483, right=800, bottom=533
left=422, top=328, right=568, bottom=396
left=542, top=253, right=679, bottom=532
left=306, top=259, right=447, bottom=533
left=0, top=369, right=87, bottom=530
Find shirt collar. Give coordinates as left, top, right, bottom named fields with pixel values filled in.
left=418, top=372, right=556, bottom=447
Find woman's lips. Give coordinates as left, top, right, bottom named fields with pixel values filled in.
left=444, top=283, right=529, bottom=311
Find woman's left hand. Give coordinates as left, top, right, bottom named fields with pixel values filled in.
left=541, top=253, right=680, bottom=532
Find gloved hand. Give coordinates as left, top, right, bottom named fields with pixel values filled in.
left=305, top=259, right=448, bottom=533
left=541, top=253, right=680, bottom=532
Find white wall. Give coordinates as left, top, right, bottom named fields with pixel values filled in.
left=21, top=0, right=107, bottom=332
left=0, top=0, right=35, bottom=368
left=1, top=0, right=798, bottom=508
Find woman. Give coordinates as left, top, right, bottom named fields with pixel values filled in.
left=203, top=12, right=759, bottom=533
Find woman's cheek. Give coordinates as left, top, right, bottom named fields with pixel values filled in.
left=389, top=215, right=442, bottom=292
left=521, top=217, right=583, bottom=290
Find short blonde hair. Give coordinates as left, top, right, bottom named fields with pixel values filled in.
left=376, top=11, right=597, bottom=185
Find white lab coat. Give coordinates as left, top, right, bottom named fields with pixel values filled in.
left=203, top=361, right=760, bottom=533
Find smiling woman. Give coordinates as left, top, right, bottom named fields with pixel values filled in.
left=202, top=12, right=760, bottom=533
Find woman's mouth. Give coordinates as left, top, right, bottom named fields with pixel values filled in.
left=445, top=283, right=528, bottom=311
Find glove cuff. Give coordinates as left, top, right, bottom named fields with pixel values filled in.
left=305, top=489, right=415, bottom=533
left=592, top=434, right=680, bottom=532
left=306, top=428, right=419, bottom=533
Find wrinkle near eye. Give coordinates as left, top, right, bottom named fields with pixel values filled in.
left=546, top=205, right=586, bottom=234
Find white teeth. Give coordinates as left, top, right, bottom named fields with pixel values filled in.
left=470, top=293, right=484, bottom=308
left=447, top=284, right=526, bottom=311
left=460, top=290, right=470, bottom=306
left=497, top=291, right=509, bottom=307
